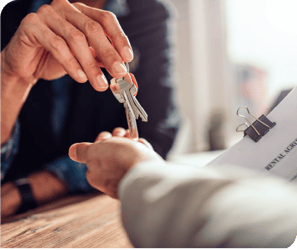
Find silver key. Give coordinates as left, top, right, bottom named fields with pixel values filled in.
left=110, top=71, right=148, bottom=139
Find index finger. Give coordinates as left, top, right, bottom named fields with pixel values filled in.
left=69, top=142, right=92, bottom=163
left=74, top=3, right=134, bottom=62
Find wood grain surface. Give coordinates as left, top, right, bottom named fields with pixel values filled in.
left=1, top=194, right=133, bottom=248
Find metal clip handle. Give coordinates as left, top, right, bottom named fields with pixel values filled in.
left=236, top=107, right=272, bottom=136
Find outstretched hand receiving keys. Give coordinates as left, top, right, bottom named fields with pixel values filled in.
left=69, top=128, right=164, bottom=198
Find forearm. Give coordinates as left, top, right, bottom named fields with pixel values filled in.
left=119, top=162, right=297, bottom=248
left=27, top=156, right=93, bottom=204
left=1, top=50, right=33, bottom=144
left=1, top=120, right=20, bottom=181
left=1, top=170, right=68, bottom=218
left=28, top=170, right=68, bottom=205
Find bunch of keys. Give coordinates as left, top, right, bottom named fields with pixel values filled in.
left=110, top=63, right=148, bottom=139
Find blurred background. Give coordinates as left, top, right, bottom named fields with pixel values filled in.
left=167, top=0, right=296, bottom=159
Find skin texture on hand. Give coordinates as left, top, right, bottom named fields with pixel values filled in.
left=2, top=0, right=133, bottom=90
left=69, top=128, right=164, bottom=198
left=1, top=0, right=133, bottom=144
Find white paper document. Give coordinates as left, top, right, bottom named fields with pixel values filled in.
left=208, top=87, right=297, bottom=187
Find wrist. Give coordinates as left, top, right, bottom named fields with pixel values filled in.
left=1, top=68, right=34, bottom=96
left=1, top=50, right=34, bottom=144
left=14, top=178, right=38, bottom=214
left=1, top=58, right=34, bottom=102
left=1, top=49, right=36, bottom=91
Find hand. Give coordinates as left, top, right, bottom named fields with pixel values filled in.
left=1, top=182, right=22, bottom=218
left=1, top=0, right=133, bottom=91
left=1, top=171, right=68, bottom=219
left=69, top=128, right=164, bottom=198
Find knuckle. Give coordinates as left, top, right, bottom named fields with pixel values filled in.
left=101, top=11, right=117, bottom=22
left=50, top=36, right=66, bottom=50
left=64, top=56, right=77, bottom=68
left=68, top=30, right=86, bottom=42
left=51, top=0, right=64, bottom=6
left=116, top=31, right=129, bottom=43
left=36, top=4, right=52, bottom=14
left=22, top=13, right=39, bottom=25
left=101, top=48, right=117, bottom=58
left=84, top=60, right=99, bottom=71
left=84, top=21, right=102, bottom=35
left=51, top=0, right=70, bottom=12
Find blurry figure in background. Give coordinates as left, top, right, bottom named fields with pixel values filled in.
left=235, top=64, right=267, bottom=118
left=1, top=0, right=180, bottom=217
left=69, top=129, right=297, bottom=248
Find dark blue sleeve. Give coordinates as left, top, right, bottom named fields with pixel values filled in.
left=43, top=156, right=94, bottom=192
left=125, top=0, right=182, bottom=159
left=1, top=120, right=21, bottom=181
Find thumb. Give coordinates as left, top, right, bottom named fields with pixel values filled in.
left=69, top=142, right=92, bottom=163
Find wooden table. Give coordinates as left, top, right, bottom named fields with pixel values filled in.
left=1, top=194, right=133, bottom=248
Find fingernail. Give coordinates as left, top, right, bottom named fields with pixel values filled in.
left=122, top=47, right=134, bottom=61
left=78, top=69, right=88, bottom=81
left=97, top=74, right=108, bottom=88
left=112, top=61, right=127, bottom=75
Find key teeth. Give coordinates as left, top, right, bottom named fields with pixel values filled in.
left=111, top=72, right=148, bottom=137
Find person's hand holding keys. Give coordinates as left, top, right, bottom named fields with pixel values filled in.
left=2, top=0, right=133, bottom=92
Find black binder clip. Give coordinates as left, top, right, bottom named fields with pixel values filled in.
left=236, top=107, right=276, bottom=142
